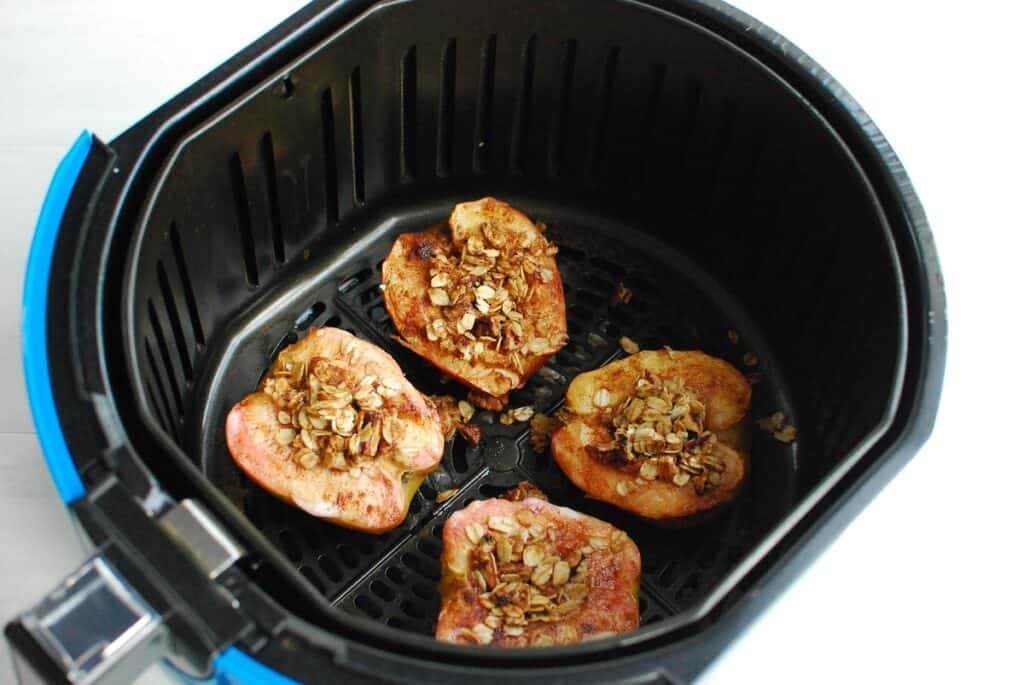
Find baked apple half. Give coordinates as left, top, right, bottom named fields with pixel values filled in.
left=436, top=495, right=641, bottom=646
left=225, top=327, right=444, bottom=533
left=551, top=349, right=752, bottom=522
left=381, top=198, right=567, bottom=408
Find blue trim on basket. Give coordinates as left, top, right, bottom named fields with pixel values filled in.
left=23, top=131, right=93, bottom=503
left=166, top=647, right=299, bottom=684
left=23, top=135, right=293, bottom=685
left=208, top=648, right=299, bottom=684
left=165, top=647, right=299, bottom=684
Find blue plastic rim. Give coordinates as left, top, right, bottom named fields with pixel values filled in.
left=22, top=131, right=293, bottom=685
left=210, top=648, right=299, bottom=685
left=171, top=648, right=298, bottom=685
left=22, top=130, right=92, bottom=504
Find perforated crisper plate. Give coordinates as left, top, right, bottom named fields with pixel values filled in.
left=169, top=198, right=800, bottom=637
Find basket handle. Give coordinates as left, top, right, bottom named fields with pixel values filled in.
left=5, top=496, right=246, bottom=684
left=5, top=556, right=166, bottom=685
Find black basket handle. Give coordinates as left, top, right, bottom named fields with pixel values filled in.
left=5, top=498, right=246, bottom=685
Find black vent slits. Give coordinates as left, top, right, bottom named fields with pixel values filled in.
left=637, top=63, right=667, bottom=185
left=168, top=222, right=205, bottom=347
left=436, top=39, right=456, bottom=177
left=510, top=36, right=537, bottom=175
left=677, top=80, right=704, bottom=164
left=348, top=68, right=365, bottom=205
left=144, top=339, right=177, bottom=440
left=147, top=301, right=182, bottom=415
left=229, top=153, right=259, bottom=287
left=702, top=100, right=738, bottom=215
left=401, top=47, right=418, bottom=180
left=155, top=261, right=192, bottom=381
left=260, top=133, right=286, bottom=263
left=473, top=35, right=497, bottom=173
left=585, top=45, right=620, bottom=180
left=145, top=381, right=170, bottom=434
left=549, top=39, right=578, bottom=177
left=321, top=90, right=340, bottom=224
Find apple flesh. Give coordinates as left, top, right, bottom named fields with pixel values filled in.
left=551, top=349, right=752, bottom=522
left=436, top=496, right=641, bottom=646
left=225, top=327, right=444, bottom=533
left=381, top=198, right=567, bottom=403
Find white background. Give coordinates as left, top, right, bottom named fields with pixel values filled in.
left=0, top=1, right=1020, bottom=683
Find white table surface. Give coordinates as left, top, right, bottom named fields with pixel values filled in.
left=1, top=1, right=1020, bottom=683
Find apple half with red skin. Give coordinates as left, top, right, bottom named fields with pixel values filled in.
left=381, top=198, right=567, bottom=407
left=225, top=327, right=444, bottom=533
left=551, top=349, right=752, bottom=523
left=436, top=496, right=641, bottom=646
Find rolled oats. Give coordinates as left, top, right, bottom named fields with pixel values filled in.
left=619, top=336, right=640, bottom=354
left=529, top=413, right=562, bottom=452
left=611, top=282, right=633, bottom=306
left=589, top=372, right=726, bottom=494
left=435, top=488, right=458, bottom=503
left=422, top=216, right=561, bottom=367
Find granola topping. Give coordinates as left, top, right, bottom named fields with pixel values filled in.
left=424, top=222, right=561, bottom=369
left=262, top=355, right=408, bottom=471
left=461, top=512, right=628, bottom=642
left=429, top=394, right=482, bottom=446
left=619, top=336, right=640, bottom=354
left=589, top=373, right=724, bottom=494
left=529, top=413, right=563, bottom=453
left=499, top=405, right=535, bottom=425
left=757, top=411, right=798, bottom=443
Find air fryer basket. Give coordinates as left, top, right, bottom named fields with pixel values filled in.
left=10, top=0, right=944, bottom=682
left=129, top=0, right=900, bottom=648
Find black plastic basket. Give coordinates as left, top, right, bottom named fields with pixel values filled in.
left=7, top=0, right=945, bottom=683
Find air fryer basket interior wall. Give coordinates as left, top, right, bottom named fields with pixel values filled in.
left=106, top=0, right=917, bottom=672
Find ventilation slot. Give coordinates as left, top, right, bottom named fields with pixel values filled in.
left=145, top=381, right=170, bottom=433
left=436, top=38, right=456, bottom=177
left=370, top=580, right=396, bottom=602
left=638, top=64, right=667, bottom=182
left=585, top=45, right=620, bottom=180
left=450, top=441, right=469, bottom=474
left=156, top=261, right=193, bottom=381
left=401, top=553, right=439, bottom=581
left=510, top=35, right=536, bottom=175
left=321, top=90, right=340, bottom=224
left=400, top=47, right=418, bottom=180
left=168, top=223, right=205, bottom=347
left=260, top=133, right=286, bottom=262
left=144, top=340, right=177, bottom=438
left=148, top=302, right=182, bottom=415
left=409, top=579, right=435, bottom=601
left=354, top=594, right=383, bottom=618
left=229, top=153, right=259, bottom=287
left=704, top=101, right=738, bottom=212
left=549, top=39, right=578, bottom=176
left=473, top=34, right=497, bottom=173
left=400, top=600, right=426, bottom=620
left=348, top=68, right=365, bottom=205
left=677, top=80, right=703, bottom=162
